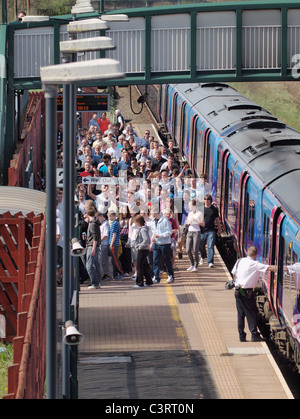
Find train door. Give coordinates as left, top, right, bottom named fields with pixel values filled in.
left=237, top=171, right=250, bottom=257
left=157, top=85, right=162, bottom=122
left=203, top=128, right=211, bottom=176
left=219, top=149, right=230, bottom=231
left=190, top=114, right=199, bottom=173
left=171, top=92, right=178, bottom=140
left=268, top=206, right=285, bottom=319
left=159, top=84, right=169, bottom=126
left=179, top=102, right=187, bottom=156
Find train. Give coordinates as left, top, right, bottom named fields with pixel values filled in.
left=157, top=82, right=300, bottom=371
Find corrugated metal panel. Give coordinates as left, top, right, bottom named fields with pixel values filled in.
left=197, top=11, right=236, bottom=71
left=107, top=28, right=145, bottom=73
left=197, top=26, right=236, bottom=70
left=151, top=14, right=190, bottom=72
left=288, top=26, right=300, bottom=68
left=243, top=25, right=281, bottom=69
left=14, top=27, right=54, bottom=78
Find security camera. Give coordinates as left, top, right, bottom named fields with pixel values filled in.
left=63, top=320, right=84, bottom=346
left=70, top=238, right=86, bottom=256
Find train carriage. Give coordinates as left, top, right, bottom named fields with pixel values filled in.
left=158, top=82, right=300, bottom=371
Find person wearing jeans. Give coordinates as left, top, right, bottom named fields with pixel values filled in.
left=97, top=212, right=110, bottom=280
left=150, top=210, right=174, bottom=283
left=185, top=200, right=204, bottom=272
left=199, top=194, right=222, bottom=268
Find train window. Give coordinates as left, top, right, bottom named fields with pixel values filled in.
left=263, top=215, right=270, bottom=262
left=292, top=250, right=298, bottom=264
left=160, top=86, right=167, bottom=124
left=228, top=170, right=238, bottom=235
left=216, top=144, right=223, bottom=204
left=182, top=111, right=189, bottom=156
left=175, top=99, right=181, bottom=144
left=249, top=199, right=255, bottom=242
left=166, top=92, right=171, bottom=130
left=286, top=241, right=292, bottom=266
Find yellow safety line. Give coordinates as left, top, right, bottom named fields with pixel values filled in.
left=163, top=277, right=190, bottom=355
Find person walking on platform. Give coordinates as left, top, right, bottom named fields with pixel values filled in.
left=97, top=212, right=110, bottom=281
left=185, top=199, right=204, bottom=272
left=108, top=210, right=124, bottom=280
left=199, top=194, right=222, bottom=268
left=133, top=215, right=153, bottom=288
left=231, top=246, right=275, bottom=342
left=150, top=210, right=174, bottom=283
left=85, top=208, right=101, bottom=290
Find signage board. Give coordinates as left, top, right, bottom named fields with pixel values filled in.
left=57, top=93, right=109, bottom=112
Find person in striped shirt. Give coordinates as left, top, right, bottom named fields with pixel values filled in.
left=108, top=210, right=124, bottom=280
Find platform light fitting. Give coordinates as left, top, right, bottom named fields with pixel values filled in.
left=67, top=18, right=109, bottom=33
left=71, top=0, right=95, bottom=14
left=40, top=58, right=125, bottom=84
left=100, top=14, right=129, bottom=22
left=60, top=37, right=116, bottom=54
left=21, top=16, right=50, bottom=22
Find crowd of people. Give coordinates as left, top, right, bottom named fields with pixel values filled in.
left=56, top=108, right=223, bottom=290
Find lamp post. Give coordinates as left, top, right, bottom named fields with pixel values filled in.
left=41, top=0, right=128, bottom=397
left=41, top=49, right=125, bottom=402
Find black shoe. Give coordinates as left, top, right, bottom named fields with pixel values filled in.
left=239, top=334, right=247, bottom=342
left=178, top=252, right=183, bottom=260
left=251, top=334, right=264, bottom=342
left=101, top=274, right=110, bottom=280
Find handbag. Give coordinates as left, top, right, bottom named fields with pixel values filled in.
left=225, top=258, right=241, bottom=290
left=183, top=224, right=189, bottom=236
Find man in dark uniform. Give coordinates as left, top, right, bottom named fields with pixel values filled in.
left=231, top=246, right=275, bottom=342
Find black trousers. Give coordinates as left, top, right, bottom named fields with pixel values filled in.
left=235, top=288, right=259, bottom=339
left=136, top=249, right=152, bottom=286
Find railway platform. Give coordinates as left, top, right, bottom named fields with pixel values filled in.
left=76, top=250, right=294, bottom=400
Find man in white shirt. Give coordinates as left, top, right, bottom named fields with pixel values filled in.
left=231, top=246, right=275, bottom=342
left=106, top=139, right=122, bottom=161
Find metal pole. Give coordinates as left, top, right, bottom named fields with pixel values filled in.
left=44, top=83, right=58, bottom=399
left=1, top=0, right=7, bottom=23
left=70, top=83, right=76, bottom=292
left=62, top=83, right=71, bottom=399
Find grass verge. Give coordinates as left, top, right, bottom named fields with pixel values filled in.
left=0, top=343, right=13, bottom=399
left=229, top=81, right=300, bottom=132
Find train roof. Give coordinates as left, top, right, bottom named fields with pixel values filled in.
left=269, top=170, right=300, bottom=222
left=171, top=83, right=300, bottom=224
left=173, top=83, right=275, bottom=134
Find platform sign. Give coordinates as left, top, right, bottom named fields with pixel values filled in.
left=57, top=93, right=109, bottom=112
left=57, top=168, right=64, bottom=188
left=81, top=176, right=126, bottom=185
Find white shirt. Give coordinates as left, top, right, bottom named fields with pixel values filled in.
left=186, top=211, right=204, bottom=232
left=231, top=256, right=269, bottom=289
left=106, top=146, right=122, bottom=161
left=100, top=220, right=109, bottom=246
left=287, top=263, right=300, bottom=274
left=95, top=194, right=110, bottom=214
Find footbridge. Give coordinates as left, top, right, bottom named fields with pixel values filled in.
left=5, top=0, right=300, bottom=90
